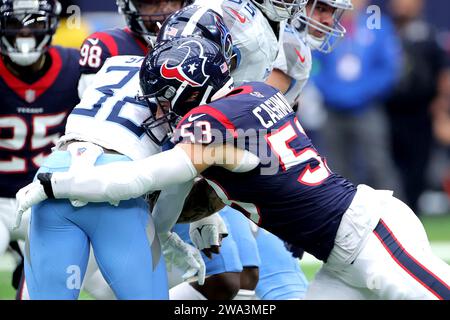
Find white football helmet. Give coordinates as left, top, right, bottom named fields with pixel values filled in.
left=293, top=0, right=353, bottom=53
left=251, top=0, right=308, bottom=22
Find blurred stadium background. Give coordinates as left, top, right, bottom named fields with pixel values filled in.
left=1, top=0, right=449, bottom=299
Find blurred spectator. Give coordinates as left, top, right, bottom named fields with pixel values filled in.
left=311, top=0, right=402, bottom=193
left=385, top=0, right=450, bottom=214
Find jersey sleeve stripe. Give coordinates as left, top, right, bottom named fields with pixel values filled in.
left=89, top=32, right=119, bottom=56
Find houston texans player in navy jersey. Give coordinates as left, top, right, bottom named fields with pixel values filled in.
left=156, top=5, right=263, bottom=301
left=19, top=37, right=450, bottom=299
left=0, top=0, right=80, bottom=299
left=77, top=0, right=192, bottom=97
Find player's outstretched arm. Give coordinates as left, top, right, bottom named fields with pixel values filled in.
left=15, top=144, right=260, bottom=220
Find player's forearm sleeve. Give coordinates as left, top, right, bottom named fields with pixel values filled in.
left=50, top=147, right=198, bottom=203
left=152, top=180, right=195, bottom=233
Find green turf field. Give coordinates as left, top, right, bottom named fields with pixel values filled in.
left=1, top=215, right=449, bottom=300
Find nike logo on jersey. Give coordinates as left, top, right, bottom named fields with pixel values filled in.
left=188, top=114, right=206, bottom=122
left=87, top=38, right=100, bottom=46
left=226, top=7, right=247, bottom=23
left=295, top=48, right=306, bottom=63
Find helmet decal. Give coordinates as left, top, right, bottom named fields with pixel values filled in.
left=160, top=39, right=209, bottom=87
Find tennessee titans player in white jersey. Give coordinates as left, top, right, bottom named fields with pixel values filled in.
left=194, top=0, right=305, bottom=84
left=21, top=55, right=170, bottom=299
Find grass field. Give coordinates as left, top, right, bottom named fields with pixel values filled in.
left=1, top=215, right=449, bottom=300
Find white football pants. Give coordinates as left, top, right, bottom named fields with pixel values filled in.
left=305, top=185, right=450, bottom=300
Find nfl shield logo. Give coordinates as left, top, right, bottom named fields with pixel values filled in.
left=25, top=89, right=36, bottom=103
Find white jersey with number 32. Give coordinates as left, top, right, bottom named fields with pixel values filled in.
left=60, top=55, right=162, bottom=160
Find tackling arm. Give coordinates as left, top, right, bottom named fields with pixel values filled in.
left=16, top=144, right=260, bottom=216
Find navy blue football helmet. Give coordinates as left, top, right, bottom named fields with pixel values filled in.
left=156, top=4, right=233, bottom=65
left=140, top=36, right=233, bottom=146
left=117, top=0, right=193, bottom=45
left=0, top=0, right=61, bottom=66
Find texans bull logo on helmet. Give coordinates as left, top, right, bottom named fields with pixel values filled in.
left=160, top=39, right=210, bottom=88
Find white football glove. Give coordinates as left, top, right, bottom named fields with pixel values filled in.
left=189, top=213, right=228, bottom=258
left=160, top=232, right=206, bottom=285
left=15, top=180, right=48, bottom=229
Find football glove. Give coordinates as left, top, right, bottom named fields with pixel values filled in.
left=15, top=180, right=48, bottom=229
left=160, top=231, right=206, bottom=285
left=189, top=212, right=228, bottom=259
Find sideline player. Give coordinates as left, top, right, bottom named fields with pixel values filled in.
left=21, top=37, right=450, bottom=300
left=0, top=0, right=81, bottom=299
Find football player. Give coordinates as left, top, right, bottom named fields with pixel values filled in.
left=185, top=0, right=309, bottom=300
left=156, top=5, right=259, bottom=300
left=77, top=0, right=192, bottom=97
left=75, top=0, right=215, bottom=300
left=268, top=0, right=353, bottom=106
left=14, top=54, right=175, bottom=299
left=13, top=7, right=237, bottom=299
left=256, top=0, right=353, bottom=299
left=194, top=0, right=305, bottom=85
left=20, top=37, right=450, bottom=300
left=0, top=0, right=81, bottom=299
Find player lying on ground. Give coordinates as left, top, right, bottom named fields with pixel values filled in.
left=17, top=36, right=450, bottom=299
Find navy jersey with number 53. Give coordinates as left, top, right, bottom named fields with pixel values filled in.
left=174, top=82, right=357, bottom=261
left=0, top=46, right=81, bottom=198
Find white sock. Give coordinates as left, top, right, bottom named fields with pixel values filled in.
left=233, top=289, right=259, bottom=300
left=169, top=282, right=207, bottom=300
